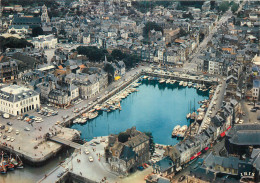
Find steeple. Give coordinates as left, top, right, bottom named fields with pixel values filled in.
left=41, top=5, right=50, bottom=23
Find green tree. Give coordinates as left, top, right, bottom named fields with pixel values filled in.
left=118, top=132, right=130, bottom=143
left=144, top=132, right=155, bottom=155
left=0, top=36, right=33, bottom=52
left=231, top=3, right=239, bottom=13
left=111, top=49, right=125, bottom=60
left=104, top=63, right=115, bottom=84
left=76, top=46, right=106, bottom=62
left=219, top=1, right=230, bottom=13
left=143, top=22, right=163, bottom=38
left=32, top=27, right=44, bottom=37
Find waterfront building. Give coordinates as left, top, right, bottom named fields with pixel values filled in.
left=0, top=84, right=40, bottom=116
left=105, top=127, right=150, bottom=175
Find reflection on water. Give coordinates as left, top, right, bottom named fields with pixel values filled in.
left=72, top=81, right=209, bottom=145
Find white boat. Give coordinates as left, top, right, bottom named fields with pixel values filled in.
left=172, top=125, right=181, bottom=137
left=179, top=81, right=184, bottom=86
left=186, top=113, right=191, bottom=119
left=176, top=125, right=188, bottom=138
left=159, top=79, right=165, bottom=84
left=183, top=82, right=188, bottom=87
left=166, top=79, right=171, bottom=84
left=143, top=76, right=148, bottom=79
left=188, top=82, right=193, bottom=87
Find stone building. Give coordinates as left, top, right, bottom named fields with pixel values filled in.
left=0, top=84, right=40, bottom=116
left=105, top=127, right=150, bottom=175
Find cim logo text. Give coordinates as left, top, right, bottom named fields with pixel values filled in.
left=240, top=172, right=255, bottom=177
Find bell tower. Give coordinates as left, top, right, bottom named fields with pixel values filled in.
left=41, top=5, right=50, bottom=23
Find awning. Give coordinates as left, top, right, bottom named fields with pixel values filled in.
left=220, top=131, right=226, bottom=137
left=227, top=126, right=231, bottom=130
left=197, top=152, right=201, bottom=156
left=204, top=147, right=209, bottom=151
left=190, top=156, right=195, bottom=160
left=115, top=76, right=121, bottom=81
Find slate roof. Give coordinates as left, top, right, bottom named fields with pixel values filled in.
left=13, top=17, right=41, bottom=25
left=0, top=84, right=39, bottom=103
left=154, top=156, right=174, bottom=173
left=229, top=130, right=260, bottom=145
left=250, top=148, right=260, bottom=171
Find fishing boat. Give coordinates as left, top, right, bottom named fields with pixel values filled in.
left=170, top=80, right=176, bottom=84
left=89, top=112, right=98, bottom=120
left=10, top=156, right=18, bottom=167
left=186, top=113, right=191, bottom=119
left=179, top=81, right=183, bottom=86
left=143, top=76, right=148, bottom=79
left=159, top=79, right=165, bottom=84
left=190, top=112, right=197, bottom=121
left=166, top=79, right=171, bottom=84
left=0, top=153, right=7, bottom=174
left=183, top=81, right=188, bottom=87
left=188, top=82, right=193, bottom=87
left=172, top=125, right=181, bottom=137
left=176, top=125, right=188, bottom=138
left=16, top=155, right=23, bottom=169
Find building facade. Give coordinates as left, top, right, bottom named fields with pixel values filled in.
left=0, top=84, right=40, bottom=116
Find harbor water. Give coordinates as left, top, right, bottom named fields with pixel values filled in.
left=71, top=80, right=209, bottom=145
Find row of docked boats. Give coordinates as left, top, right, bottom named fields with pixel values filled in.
left=73, top=80, right=140, bottom=124
left=172, top=125, right=188, bottom=138
left=143, top=76, right=211, bottom=92
left=0, top=153, right=23, bottom=174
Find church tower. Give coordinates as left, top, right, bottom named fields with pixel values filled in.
left=41, top=5, right=50, bottom=23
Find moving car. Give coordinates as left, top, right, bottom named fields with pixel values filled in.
left=178, top=175, right=186, bottom=182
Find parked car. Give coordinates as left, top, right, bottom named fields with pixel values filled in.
left=7, top=122, right=13, bottom=126
left=89, top=156, right=94, bottom=162
left=178, top=175, right=186, bottom=182
left=250, top=108, right=257, bottom=112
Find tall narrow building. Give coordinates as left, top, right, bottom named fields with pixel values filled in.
left=41, top=5, right=50, bottom=23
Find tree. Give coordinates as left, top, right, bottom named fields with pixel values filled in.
left=32, top=27, right=43, bottom=37
left=231, top=3, right=239, bottom=13
left=0, top=36, right=33, bottom=52
left=144, top=132, right=155, bottom=155
left=143, top=22, right=163, bottom=38
left=118, top=132, right=130, bottom=143
left=219, top=1, right=230, bottom=13
left=104, top=63, right=114, bottom=84
left=111, top=49, right=125, bottom=60
left=76, top=46, right=106, bottom=62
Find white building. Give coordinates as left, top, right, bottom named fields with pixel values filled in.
left=7, top=25, right=30, bottom=35
left=0, top=84, right=40, bottom=116
left=252, top=80, right=260, bottom=101
left=32, top=34, right=57, bottom=49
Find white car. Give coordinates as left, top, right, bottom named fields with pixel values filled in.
left=24, top=127, right=30, bottom=131
left=16, top=130, right=20, bottom=135
left=11, top=137, right=15, bottom=142
left=6, top=136, right=11, bottom=141
left=88, top=156, right=94, bottom=162
left=85, top=150, right=89, bottom=155
left=8, top=127, right=13, bottom=133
